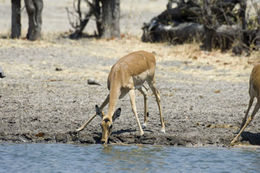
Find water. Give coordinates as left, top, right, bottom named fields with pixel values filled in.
left=0, top=143, right=260, bottom=173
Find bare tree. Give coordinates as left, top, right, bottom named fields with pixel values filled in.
left=24, top=0, right=43, bottom=41
left=142, top=0, right=259, bottom=55
left=67, top=0, right=120, bottom=39
left=67, top=0, right=102, bottom=38
left=100, top=0, right=120, bottom=38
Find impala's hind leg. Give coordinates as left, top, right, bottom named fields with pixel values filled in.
left=138, top=87, right=148, bottom=128
left=148, top=78, right=165, bottom=133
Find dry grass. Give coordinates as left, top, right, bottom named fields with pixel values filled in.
left=1, top=33, right=260, bottom=83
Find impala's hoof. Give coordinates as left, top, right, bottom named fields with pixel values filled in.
left=140, top=130, right=144, bottom=136
left=230, top=141, right=236, bottom=146
left=76, top=128, right=82, bottom=132
left=160, top=127, right=166, bottom=133
left=142, top=123, right=147, bottom=129
left=230, top=138, right=237, bottom=146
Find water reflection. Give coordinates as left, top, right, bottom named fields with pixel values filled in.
left=0, top=143, right=260, bottom=173
left=101, top=145, right=169, bottom=172
left=100, top=145, right=260, bottom=173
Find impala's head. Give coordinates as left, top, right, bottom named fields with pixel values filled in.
left=95, top=105, right=121, bottom=144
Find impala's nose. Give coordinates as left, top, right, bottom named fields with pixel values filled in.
left=101, top=139, right=107, bottom=144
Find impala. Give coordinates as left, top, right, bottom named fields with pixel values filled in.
left=231, top=64, right=260, bottom=145
left=76, top=50, right=165, bottom=144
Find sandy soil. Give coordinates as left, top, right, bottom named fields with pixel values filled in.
left=0, top=0, right=260, bottom=146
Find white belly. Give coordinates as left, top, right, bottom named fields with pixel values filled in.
left=132, top=71, right=148, bottom=89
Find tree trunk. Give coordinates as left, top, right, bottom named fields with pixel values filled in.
left=101, top=0, right=120, bottom=38
left=24, top=0, right=43, bottom=41
left=11, top=0, right=21, bottom=38
left=93, top=0, right=102, bottom=36
left=201, top=27, right=214, bottom=51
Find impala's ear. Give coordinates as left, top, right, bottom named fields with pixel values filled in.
left=95, top=105, right=103, bottom=118
left=112, top=108, right=121, bottom=122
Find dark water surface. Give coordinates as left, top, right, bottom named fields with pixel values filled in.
left=0, top=143, right=260, bottom=173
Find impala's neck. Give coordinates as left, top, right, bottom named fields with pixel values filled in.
left=106, top=80, right=121, bottom=120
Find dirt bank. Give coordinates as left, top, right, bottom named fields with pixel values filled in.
left=0, top=36, right=259, bottom=146
left=0, top=0, right=260, bottom=147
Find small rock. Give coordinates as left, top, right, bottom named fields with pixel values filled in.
left=55, top=67, right=63, bottom=71
left=214, top=90, right=221, bottom=93
left=0, top=66, right=5, bottom=78
left=35, top=132, right=45, bottom=137
left=87, top=78, right=101, bottom=86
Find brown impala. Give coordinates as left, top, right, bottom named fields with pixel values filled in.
left=76, top=50, right=165, bottom=144
left=231, top=64, right=260, bottom=145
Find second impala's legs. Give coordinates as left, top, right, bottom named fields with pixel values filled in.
left=238, top=97, right=254, bottom=131
left=231, top=98, right=260, bottom=145
left=148, top=78, right=165, bottom=133
left=129, top=89, right=144, bottom=136
left=138, top=87, right=148, bottom=128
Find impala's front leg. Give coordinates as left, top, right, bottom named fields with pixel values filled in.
left=76, top=94, right=109, bottom=132
left=231, top=100, right=260, bottom=145
left=239, top=97, right=254, bottom=131
left=129, top=89, right=144, bottom=136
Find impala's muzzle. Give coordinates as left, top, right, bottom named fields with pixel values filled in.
left=95, top=105, right=121, bottom=145
left=101, top=119, right=112, bottom=144
left=101, top=140, right=106, bottom=144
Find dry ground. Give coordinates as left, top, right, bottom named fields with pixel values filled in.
left=0, top=0, right=260, bottom=146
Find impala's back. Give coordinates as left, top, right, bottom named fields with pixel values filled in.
left=107, top=50, right=156, bottom=90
